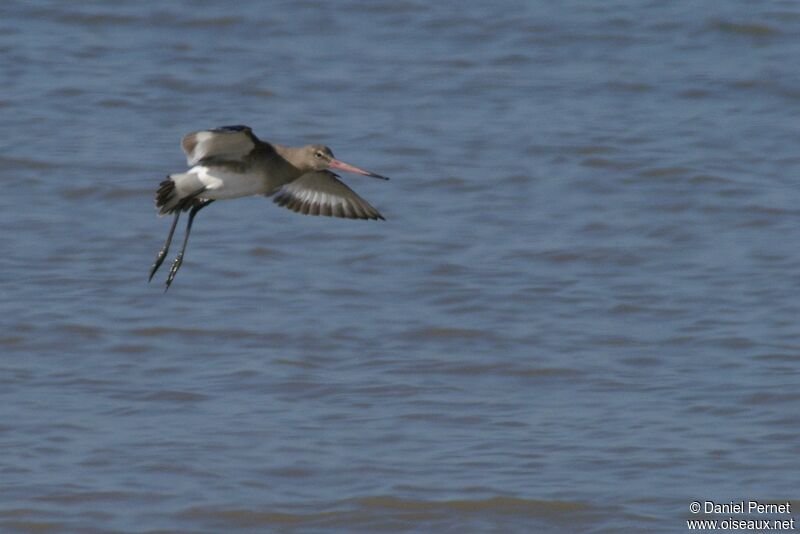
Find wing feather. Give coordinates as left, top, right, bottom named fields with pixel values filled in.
left=271, top=171, right=384, bottom=220
left=181, top=125, right=258, bottom=166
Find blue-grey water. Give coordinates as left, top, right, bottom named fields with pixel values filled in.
left=1, top=1, right=799, bottom=532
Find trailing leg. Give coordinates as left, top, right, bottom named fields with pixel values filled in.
left=164, top=200, right=215, bottom=292
left=148, top=212, right=181, bottom=282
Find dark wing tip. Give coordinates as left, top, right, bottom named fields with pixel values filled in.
left=211, top=125, right=251, bottom=133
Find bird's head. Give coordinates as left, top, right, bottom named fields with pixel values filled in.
left=306, top=144, right=335, bottom=172
left=300, top=144, right=389, bottom=180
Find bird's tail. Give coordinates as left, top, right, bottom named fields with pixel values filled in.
left=155, top=173, right=206, bottom=215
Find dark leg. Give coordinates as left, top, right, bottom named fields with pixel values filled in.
left=164, top=200, right=215, bottom=292
left=148, top=212, right=181, bottom=282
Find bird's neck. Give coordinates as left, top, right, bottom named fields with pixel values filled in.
left=273, top=145, right=308, bottom=178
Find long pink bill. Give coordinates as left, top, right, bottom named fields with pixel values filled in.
left=328, top=158, right=390, bottom=180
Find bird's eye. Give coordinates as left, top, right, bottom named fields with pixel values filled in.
left=315, top=151, right=323, bottom=159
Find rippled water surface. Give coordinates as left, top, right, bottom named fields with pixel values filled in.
left=2, top=1, right=799, bottom=532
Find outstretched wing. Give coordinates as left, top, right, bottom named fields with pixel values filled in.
left=272, top=171, right=385, bottom=220
left=181, top=125, right=259, bottom=166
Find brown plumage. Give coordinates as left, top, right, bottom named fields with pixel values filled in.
left=149, top=125, right=390, bottom=290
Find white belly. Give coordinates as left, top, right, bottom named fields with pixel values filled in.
left=192, top=165, right=268, bottom=200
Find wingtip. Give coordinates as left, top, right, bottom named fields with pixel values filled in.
left=211, top=124, right=252, bottom=133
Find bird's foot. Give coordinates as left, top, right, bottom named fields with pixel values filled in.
left=148, top=247, right=169, bottom=282
left=164, top=253, right=183, bottom=292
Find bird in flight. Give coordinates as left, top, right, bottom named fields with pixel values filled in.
left=148, top=125, right=388, bottom=291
